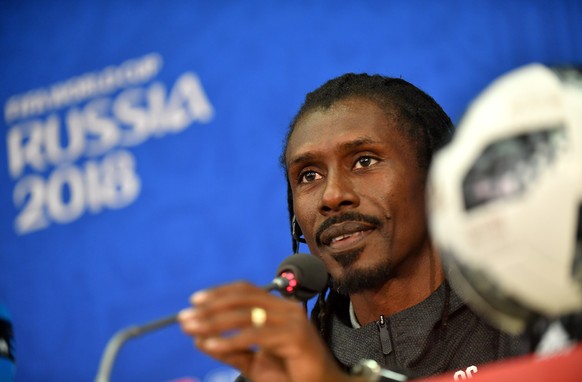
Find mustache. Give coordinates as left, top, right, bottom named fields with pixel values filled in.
left=315, top=211, right=383, bottom=245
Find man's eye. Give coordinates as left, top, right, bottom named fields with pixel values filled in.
left=354, top=156, right=378, bottom=169
left=299, top=170, right=321, bottom=183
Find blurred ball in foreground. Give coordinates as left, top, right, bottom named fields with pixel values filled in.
left=427, top=63, right=582, bottom=335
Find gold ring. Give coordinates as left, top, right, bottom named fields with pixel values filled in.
left=250, top=307, right=267, bottom=328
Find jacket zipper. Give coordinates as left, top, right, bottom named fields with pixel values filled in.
left=377, top=314, right=393, bottom=355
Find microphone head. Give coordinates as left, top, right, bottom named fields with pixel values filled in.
left=275, top=254, right=328, bottom=301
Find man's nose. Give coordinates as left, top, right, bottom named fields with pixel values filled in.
left=319, top=172, right=359, bottom=213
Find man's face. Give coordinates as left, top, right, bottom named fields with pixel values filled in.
left=285, top=97, right=430, bottom=294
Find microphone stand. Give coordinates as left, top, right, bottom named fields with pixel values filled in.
left=94, top=314, right=178, bottom=382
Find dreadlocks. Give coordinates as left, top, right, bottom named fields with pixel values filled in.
left=280, top=73, right=454, bottom=344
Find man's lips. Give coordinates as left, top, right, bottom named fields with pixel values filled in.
left=318, top=221, right=376, bottom=247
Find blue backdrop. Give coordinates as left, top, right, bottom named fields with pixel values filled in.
left=1, top=1, right=581, bottom=381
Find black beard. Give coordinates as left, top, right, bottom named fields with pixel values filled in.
left=332, top=255, right=393, bottom=295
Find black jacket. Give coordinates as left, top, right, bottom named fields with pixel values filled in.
left=236, top=282, right=529, bottom=381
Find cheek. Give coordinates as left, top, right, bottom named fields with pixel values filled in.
left=392, top=186, right=429, bottom=243
left=293, top=195, right=317, bottom=236
left=373, top=175, right=427, bottom=234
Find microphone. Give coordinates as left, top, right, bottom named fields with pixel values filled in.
left=94, top=253, right=328, bottom=382
left=263, top=253, right=328, bottom=301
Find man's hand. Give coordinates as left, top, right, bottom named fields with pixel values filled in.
left=178, top=281, right=353, bottom=382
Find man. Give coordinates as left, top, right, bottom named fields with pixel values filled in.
left=0, top=302, right=15, bottom=382
left=178, top=73, right=528, bottom=381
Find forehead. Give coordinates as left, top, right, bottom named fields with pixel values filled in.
left=285, top=97, right=411, bottom=164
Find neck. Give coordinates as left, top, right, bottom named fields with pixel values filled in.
left=349, top=244, right=445, bottom=326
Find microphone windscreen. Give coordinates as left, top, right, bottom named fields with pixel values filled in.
left=275, top=254, right=328, bottom=301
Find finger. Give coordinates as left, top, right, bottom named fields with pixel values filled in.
left=193, top=336, right=255, bottom=374
left=189, top=281, right=262, bottom=306
left=196, top=307, right=316, bottom=355
left=195, top=288, right=303, bottom=318
left=180, top=297, right=305, bottom=337
left=185, top=293, right=298, bottom=332
left=187, top=280, right=305, bottom=320
left=179, top=306, right=252, bottom=336
left=196, top=324, right=311, bottom=356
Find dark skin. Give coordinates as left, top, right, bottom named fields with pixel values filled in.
left=178, top=96, right=444, bottom=381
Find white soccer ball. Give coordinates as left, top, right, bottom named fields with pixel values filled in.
left=427, top=63, right=582, bottom=334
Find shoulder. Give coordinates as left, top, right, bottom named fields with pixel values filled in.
left=446, top=302, right=530, bottom=363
